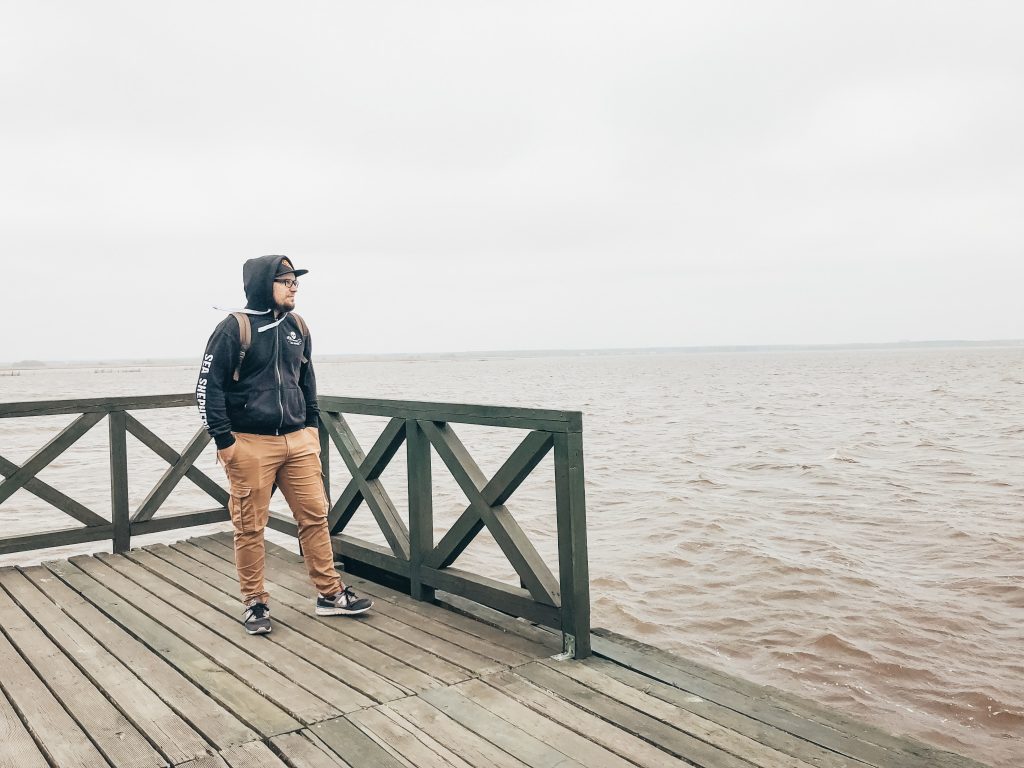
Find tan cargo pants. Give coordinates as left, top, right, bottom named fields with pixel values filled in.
left=222, top=427, right=342, bottom=605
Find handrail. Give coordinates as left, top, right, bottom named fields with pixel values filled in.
left=0, top=394, right=591, bottom=657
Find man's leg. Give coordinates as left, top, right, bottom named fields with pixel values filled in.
left=276, top=427, right=345, bottom=597
left=224, top=433, right=284, bottom=607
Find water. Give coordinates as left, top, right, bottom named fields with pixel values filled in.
left=2, top=346, right=1022, bottom=767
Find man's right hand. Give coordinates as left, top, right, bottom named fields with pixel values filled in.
left=218, top=443, right=236, bottom=465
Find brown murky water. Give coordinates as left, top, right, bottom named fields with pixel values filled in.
left=2, top=346, right=1021, bottom=767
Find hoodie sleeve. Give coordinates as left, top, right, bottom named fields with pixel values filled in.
left=299, top=331, right=319, bottom=428
left=196, top=321, right=240, bottom=450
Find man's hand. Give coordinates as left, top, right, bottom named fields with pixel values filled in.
left=218, top=443, right=237, bottom=465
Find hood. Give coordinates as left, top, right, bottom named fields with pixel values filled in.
left=243, top=255, right=291, bottom=311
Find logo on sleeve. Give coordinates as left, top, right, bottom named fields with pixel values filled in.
left=286, top=331, right=302, bottom=346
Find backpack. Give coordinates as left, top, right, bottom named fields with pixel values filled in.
left=231, top=312, right=309, bottom=381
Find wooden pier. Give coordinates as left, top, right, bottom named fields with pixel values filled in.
left=0, top=396, right=989, bottom=767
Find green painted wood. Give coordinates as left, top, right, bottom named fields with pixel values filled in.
left=0, top=453, right=107, bottom=526
left=332, top=534, right=412, bottom=577
left=131, top=507, right=230, bottom=536
left=124, top=412, right=229, bottom=506
left=132, top=427, right=212, bottom=523
left=266, top=510, right=298, bottom=537
left=420, top=421, right=559, bottom=606
left=269, top=731, right=353, bottom=768
left=0, top=410, right=105, bottom=506
left=307, top=716, right=408, bottom=768
left=318, top=421, right=332, bottom=505
left=0, top=393, right=194, bottom=418
left=18, top=563, right=259, bottom=750
left=167, top=540, right=439, bottom=695
left=109, top=410, right=131, bottom=553
left=318, top=395, right=582, bottom=432
left=428, top=429, right=553, bottom=570
left=0, top=568, right=213, bottom=765
left=0, top=523, right=114, bottom=556
left=320, top=412, right=410, bottom=559
left=516, top=662, right=751, bottom=768
left=553, top=431, right=591, bottom=658
left=387, top=696, right=532, bottom=768
left=420, top=564, right=562, bottom=629
left=406, top=418, right=434, bottom=601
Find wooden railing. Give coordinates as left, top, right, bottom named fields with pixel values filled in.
left=0, top=394, right=591, bottom=657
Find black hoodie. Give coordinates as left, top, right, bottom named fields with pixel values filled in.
left=195, top=255, right=318, bottom=450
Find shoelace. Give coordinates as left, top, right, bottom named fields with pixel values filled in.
left=245, top=603, right=268, bottom=619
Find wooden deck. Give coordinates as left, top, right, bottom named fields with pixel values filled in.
left=0, top=533, right=987, bottom=768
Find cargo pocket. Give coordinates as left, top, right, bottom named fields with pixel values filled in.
left=228, top=487, right=256, bottom=532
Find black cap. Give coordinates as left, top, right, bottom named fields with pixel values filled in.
left=276, top=257, right=309, bottom=278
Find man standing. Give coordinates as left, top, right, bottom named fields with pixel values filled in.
left=196, top=255, right=371, bottom=635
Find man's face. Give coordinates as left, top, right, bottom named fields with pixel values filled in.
left=273, top=271, right=299, bottom=312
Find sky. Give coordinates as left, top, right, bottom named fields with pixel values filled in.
left=2, top=1, right=1022, bottom=362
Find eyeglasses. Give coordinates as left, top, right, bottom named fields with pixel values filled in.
left=274, top=278, right=300, bottom=289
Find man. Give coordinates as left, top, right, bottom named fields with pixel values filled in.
left=195, top=255, right=372, bottom=635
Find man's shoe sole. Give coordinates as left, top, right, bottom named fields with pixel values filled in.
left=315, top=605, right=372, bottom=616
left=245, top=625, right=272, bottom=634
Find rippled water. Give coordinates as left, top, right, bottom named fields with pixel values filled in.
left=2, top=346, right=1021, bottom=767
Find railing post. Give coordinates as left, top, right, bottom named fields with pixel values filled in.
left=319, top=416, right=331, bottom=506
left=407, top=419, right=434, bottom=602
left=108, top=410, right=130, bottom=554
left=554, top=429, right=591, bottom=658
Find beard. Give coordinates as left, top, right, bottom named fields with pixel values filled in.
left=273, top=296, right=296, bottom=314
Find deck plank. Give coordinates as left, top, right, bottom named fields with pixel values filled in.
left=0, top=603, right=112, bottom=768
left=0, top=683, right=49, bottom=768
left=90, top=552, right=364, bottom=717
left=167, top=540, right=443, bottom=695
left=0, top=567, right=213, bottom=765
left=0, top=578, right=167, bottom=767
left=19, top=563, right=260, bottom=749
left=269, top=730, right=354, bottom=768
left=43, top=557, right=306, bottom=734
left=306, top=716, right=410, bottom=768
left=351, top=707, right=477, bottom=768
left=191, top=535, right=472, bottom=684
left=218, top=740, right=289, bottom=768
left=121, top=546, right=397, bottom=705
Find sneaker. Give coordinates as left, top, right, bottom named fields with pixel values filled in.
left=243, top=602, right=272, bottom=634
left=316, top=586, right=373, bottom=616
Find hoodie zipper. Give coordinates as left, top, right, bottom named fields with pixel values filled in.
left=275, top=323, right=284, bottom=433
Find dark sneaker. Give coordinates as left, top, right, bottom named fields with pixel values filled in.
left=243, top=602, right=272, bottom=634
left=316, top=587, right=373, bottom=616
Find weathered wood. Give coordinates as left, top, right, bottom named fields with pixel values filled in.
left=332, top=534, right=412, bottom=577
left=307, top=716, right=409, bottom=768
left=125, top=411, right=229, bottom=506
left=18, top=563, right=259, bottom=750
left=137, top=544, right=407, bottom=704
left=348, top=707, right=468, bottom=768
left=0, top=618, right=111, bottom=768
left=218, top=740, right=290, bottom=768
left=109, top=409, right=131, bottom=552
left=0, top=410, right=105, bottom=506
left=0, top=393, right=195, bottom=418
left=516, top=662, right=752, bottom=768
left=0, top=452, right=108, bottom=526
left=132, top=507, right=230, bottom=536
left=387, top=696, right=532, bottom=768
left=270, top=730, right=353, bottom=768
left=553, top=430, right=590, bottom=657
left=420, top=420, right=560, bottom=605
left=406, top=418, right=434, bottom=601
left=42, top=557, right=300, bottom=738
left=0, top=673, right=50, bottom=768
left=0, top=568, right=213, bottom=765
left=318, top=395, right=582, bottom=432
left=321, top=412, right=410, bottom=559
left=428, top=429, right=553, bottom=570
left=132, top=426, right=212, bottom=523
left=95, top=551, right=370, bottom=715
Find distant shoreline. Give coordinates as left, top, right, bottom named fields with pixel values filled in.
left=2, top=339, right=1021, bottom=371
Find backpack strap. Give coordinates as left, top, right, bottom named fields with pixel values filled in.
left=231, top=312, right=251, bottom=381
left=291, top=312, right=310, bottom=364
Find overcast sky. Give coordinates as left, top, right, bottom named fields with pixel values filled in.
left=3, top=2, right=1022, bottom=362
